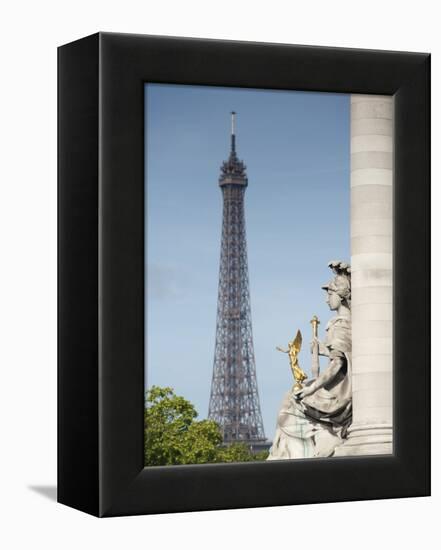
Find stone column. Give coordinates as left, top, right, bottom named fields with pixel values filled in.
left=335, top=94, right=393, bottom=456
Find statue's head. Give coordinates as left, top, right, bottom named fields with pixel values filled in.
left=322, top=261, right=351, bottom=310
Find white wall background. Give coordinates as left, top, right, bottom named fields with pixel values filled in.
left=0, top=1, right=438, bottom=548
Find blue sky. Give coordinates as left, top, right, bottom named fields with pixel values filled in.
left=145, top=83, right=350, bottom=440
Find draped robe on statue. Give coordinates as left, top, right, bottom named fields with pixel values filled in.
left=268, top=316, right=352, bottom=459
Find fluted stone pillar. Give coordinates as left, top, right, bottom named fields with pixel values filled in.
left=335, top=94, right=393, bottom=456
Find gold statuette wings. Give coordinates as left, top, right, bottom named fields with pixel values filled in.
left=277, top=329, right=307, bottom=391
left=292, top=330, right=302, bottom=354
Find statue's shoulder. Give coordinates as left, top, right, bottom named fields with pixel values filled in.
left=326, top=316, right=350, bottom=330
left=325, top=316, right=351, bottom=353
left=334, top=316, right=351, bottom=328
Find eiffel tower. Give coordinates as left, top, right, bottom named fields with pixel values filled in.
left=208, top=112, right=267, bottom=448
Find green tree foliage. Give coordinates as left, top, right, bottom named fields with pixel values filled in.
left=144, top=386, right=269, bottom=466
left=144, top=386, right=222, bottom=466
left=215, top=443, right=255, bottom=462
left=216, top=443, right=269, bottom=462
left=253, top=449, right=270, bottom=461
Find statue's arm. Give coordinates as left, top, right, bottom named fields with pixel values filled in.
left=296, top=356, right=344, bottom=398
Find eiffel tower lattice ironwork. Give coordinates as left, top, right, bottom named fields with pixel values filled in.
left=208, top=112, right=266, bottom=445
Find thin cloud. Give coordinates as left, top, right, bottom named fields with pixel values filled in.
left=147, top=263, right=183, bottom=301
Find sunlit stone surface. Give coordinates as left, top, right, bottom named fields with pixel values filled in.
left=335, top=94, right=393, bottom=456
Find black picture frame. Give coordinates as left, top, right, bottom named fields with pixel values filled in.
left=58, top=32, right=430, bottom=517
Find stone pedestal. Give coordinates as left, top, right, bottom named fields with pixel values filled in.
left=335, top=94, right=393, bottom=456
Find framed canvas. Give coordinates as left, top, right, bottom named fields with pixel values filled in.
left=58, top=32, right=430, bottom=517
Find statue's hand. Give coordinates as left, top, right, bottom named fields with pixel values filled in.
left=319, top=343, right=330, bottom=357
left=310, top=337, right=320, bottom=354
left=293, top=388, right=304, bottom=400
left=311, top=338, right=329, bottom=357
left=294, top=384, right=315, bottom=400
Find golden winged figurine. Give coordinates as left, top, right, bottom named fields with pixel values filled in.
left=276, top=330, right=308, bottom=391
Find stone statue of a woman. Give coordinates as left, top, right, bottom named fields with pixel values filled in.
left=268, top=261, right=352, bottom=459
